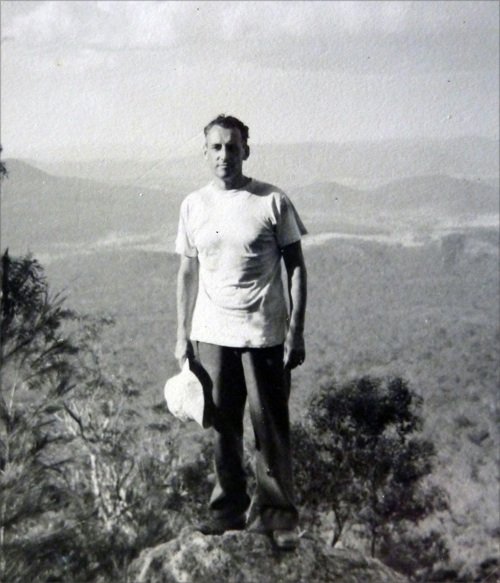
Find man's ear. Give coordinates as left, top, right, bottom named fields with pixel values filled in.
left=243, top=144, right=250, bottom=161
left=203, top=144, right=208, bottom=159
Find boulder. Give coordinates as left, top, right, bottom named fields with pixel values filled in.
left=128, top=527, right=408, bottom=583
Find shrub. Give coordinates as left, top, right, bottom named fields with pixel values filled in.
left=0, top=250, right=206, bottom=581
left=1, top=250, right=84, bottom=582
left=292, top=375, right=449, bottom=578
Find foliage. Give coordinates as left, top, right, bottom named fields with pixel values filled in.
left=0, top=250, right=208, bottom=582
left=53, top=374, right=185, bottom=580
left=0, top=250, right=86, bottom=582
left=292, top=375, right=450, bottom=578
left=52, top=351, right=213, bottom=581
left=0, top=148, right=6, bottom=179
left=378, top=523, right=450, bottom=581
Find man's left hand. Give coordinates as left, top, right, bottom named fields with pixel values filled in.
left=284, top=330, right=305, bottom=370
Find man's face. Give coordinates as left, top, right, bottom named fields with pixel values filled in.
left=204, top=125, right=249, bottom=182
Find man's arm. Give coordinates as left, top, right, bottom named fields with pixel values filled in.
left=175, top=254, right=199, bottom=368
left=282, top=240, right=307, bottom=370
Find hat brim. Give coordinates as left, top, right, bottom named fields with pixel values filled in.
left=164, top=360, right=213, bottom=429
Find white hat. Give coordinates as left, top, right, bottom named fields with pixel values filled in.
left=164, top=360, right=211, bottom=428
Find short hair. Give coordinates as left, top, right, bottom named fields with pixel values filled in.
left=204, top=114, right=250, bottom=145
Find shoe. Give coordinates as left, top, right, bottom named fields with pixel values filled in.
left=195, top=515, right=246, bottom=535
left=272, top=529, right=299, bottom=550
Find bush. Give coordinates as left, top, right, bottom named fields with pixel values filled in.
left=0, top=251, right=208, bottom=581
left=0, top=250, right=84, bottom=582
left=292, top=375, right=449, bottom=578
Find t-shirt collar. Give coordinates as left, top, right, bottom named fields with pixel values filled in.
left=210, top=177, right=253, bottom=194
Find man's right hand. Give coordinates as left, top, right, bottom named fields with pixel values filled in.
left=175, top=337, right=193, bottom=369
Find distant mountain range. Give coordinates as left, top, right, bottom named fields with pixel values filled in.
left=30, top=136, right=499, bottom=191
left=1, top=148, right=498, bottom=257
left=290, top=175, right=499, bottom=231
left=1, top=159, right=182, bottom=254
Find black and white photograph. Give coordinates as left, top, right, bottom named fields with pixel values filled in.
left=1, top=2, right=498, bottom=582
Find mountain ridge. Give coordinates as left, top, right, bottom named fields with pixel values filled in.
left=1, top=158, right=498, bottom=256
left=23, top=135, right=499, bottom=191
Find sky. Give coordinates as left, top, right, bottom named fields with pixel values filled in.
left=1, top=0, right=499, bottom=161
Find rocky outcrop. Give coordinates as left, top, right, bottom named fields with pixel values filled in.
left=128, top=527, right=408, bottom=583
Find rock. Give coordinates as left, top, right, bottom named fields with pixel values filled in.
left=128, top=527, right=408, bottom=583
left=468, top=428, right=490, bottom=445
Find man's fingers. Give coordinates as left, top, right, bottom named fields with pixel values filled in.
left=175, top=340, right=194, bottom=369
left=284, top=349, right=306, bottom=370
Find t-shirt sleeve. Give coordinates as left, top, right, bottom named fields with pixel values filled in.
left=275, top=192, right=308, bottom=248
left=175, top=199, right=198, bottom=257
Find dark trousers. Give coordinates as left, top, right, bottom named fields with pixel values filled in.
left=192, top=341, right=299, bottom=531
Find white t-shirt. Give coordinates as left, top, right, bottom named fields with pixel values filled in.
left=175, top=178, right=307, bottom=348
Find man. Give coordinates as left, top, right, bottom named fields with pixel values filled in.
left=174, top=114, right=307, bottom=550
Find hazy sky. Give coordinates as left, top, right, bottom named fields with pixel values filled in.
left=1, top=0, right=498, bottom=160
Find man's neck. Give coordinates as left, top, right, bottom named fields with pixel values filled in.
left=213, top=174, right=250, bottom=190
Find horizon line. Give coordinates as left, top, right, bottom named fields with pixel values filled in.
left=3, top=133, right=499, bottom=165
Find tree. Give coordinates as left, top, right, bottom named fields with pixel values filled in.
left=0, top=249, right=210, bottom=581
left=55, top=360, right=192, bottom=581
left=0, top=145, right=6, bottom=179
left=292, top=376, right=449, bottom=578
left=0, top=250, right=83, bottom=582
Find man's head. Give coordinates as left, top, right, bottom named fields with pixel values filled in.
left=203, top=115, right=250, bottom=187
left=204, top=115, right=249, bottom=146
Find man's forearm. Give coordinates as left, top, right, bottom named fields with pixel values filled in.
left=288, top=262, right=307, bottom=334
left=176, top=256, right=199, bottom=341
left=282, top=241, right=307, bottom=334
left=282, top=242, right=307, bottom=369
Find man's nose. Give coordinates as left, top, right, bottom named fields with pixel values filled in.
left=218, top=146, right=230, bottom=160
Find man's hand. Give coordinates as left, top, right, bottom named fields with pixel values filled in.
left=175, top=336, right=193, bottom=369
left=284, top=329, right=305, bottom=370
